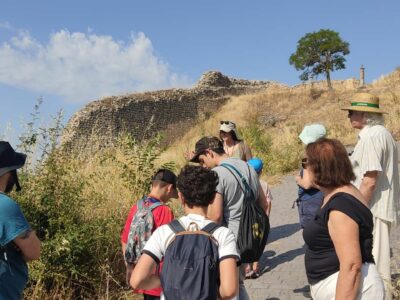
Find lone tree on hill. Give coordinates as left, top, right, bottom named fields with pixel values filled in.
left=289, top=29, right=350, bottom=89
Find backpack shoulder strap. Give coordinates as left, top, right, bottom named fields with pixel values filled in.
left=168, top=219, right=186, bottom=234
left=220, top=163, right=248, bottom=192
left=220, top=163, right=256, bottom=200
left=202, top=222, right=221, bottom=234
left=136, top=197, right=146, bottom=210
left=148, top=201, right=165, bottom=211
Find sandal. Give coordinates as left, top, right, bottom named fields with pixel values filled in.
left=245, top=270, right=254, bottom=279
left=250, top=271, right=260, bottom=279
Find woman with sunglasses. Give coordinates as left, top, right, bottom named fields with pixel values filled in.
left=302, top=138, right=384, bottom=299
left=219, top=120, right=252, bottom=162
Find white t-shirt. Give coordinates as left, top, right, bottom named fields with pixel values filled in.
left=351, top=125, right=400, bottom=223
left=143, top=213, right=240, bottom=263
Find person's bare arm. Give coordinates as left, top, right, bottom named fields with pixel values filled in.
left=328, top=210, right=362, bottom=300
left=184, top=151, right=195, bottom=161
left=208, top=193, right=224, bottom=224
left=359, top=171, right=378, bottom=205
left=13, top=229, right=41, bottom=262
left=244, top=144, right=252, bottom=161
left=130, top=253, right=161, bottom=290
left=257, top=182, right=268, bottom=213
left=121, top=242, right=127, bottom=266
left=264, top=185, right=273, bottom=216
left=219, top=258, right=239, bottom=299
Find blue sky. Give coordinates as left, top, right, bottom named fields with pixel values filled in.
left=1, top=0, right=399, bottom=145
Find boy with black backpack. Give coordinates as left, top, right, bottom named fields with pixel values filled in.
left=130, top=165, right=240, bottom=300
left=121, top=169, right=177, bottom=300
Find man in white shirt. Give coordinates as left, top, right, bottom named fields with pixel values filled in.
left=342, top=92, right=400, bottom=300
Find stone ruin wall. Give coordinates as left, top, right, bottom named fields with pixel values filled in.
left=61, top=71, right=284, bottom=153
left=291, top=78, right=361, bottom=91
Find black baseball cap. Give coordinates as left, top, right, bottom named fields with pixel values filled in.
left=190, top=136, right=224, bottom=163
left=152, top=169, right=177, bottom=189
left=0, top=141, right=27, bottom=177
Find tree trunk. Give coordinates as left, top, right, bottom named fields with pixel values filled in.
left=326, top=70, right=332, bottom=90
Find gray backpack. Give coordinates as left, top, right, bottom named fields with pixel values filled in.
left=124, top=197, right=164, bottom=285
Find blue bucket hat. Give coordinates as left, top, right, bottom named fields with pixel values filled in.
left=248, top=158, right=263, bottom=173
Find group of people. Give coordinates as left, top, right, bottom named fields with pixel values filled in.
left=297, top=92, right=399, bottom=299
left=124, top=92, right=399, bottom=300
left=123, top=120, right=272, bottom=300
left=0, top=92, right=398, bottom=300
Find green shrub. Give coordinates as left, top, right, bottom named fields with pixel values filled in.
left=240, top=122, right=303, bottom=175
left=15, top=133, right=174, bottom=299
left=8, top=100, right=176, bottom=298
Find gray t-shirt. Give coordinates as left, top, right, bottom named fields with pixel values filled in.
left=213, top=157, right=260, bottom=238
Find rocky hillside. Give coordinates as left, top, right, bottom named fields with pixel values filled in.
left=61, top=71, right=283, bottom=153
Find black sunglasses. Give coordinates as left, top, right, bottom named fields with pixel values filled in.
left=347, top=111, right=354, bottom=117
left=301, top=158, right=308, bottom=169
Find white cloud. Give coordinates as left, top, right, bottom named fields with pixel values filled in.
left=0, top=29, right=192, bottom=103
left=0, top=22, right=13, bottom=30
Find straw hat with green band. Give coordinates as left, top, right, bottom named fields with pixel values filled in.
left=341, top=92, right=387, bottom=114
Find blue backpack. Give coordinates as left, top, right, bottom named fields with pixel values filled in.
left=294, top=170, right=323, bottom=228
left=161, top=220, right=221, bottom=300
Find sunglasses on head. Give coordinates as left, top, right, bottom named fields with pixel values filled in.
left=220, top=120, right=235, bottom=125
left=301, top=158, right=308, bottom=169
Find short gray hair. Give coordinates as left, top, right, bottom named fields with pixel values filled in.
left=364, top=112, right=384, bottom=126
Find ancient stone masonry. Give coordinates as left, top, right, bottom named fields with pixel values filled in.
left=61, top=71, right=283, bottom=153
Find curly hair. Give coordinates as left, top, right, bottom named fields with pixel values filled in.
left=306, top=138, right=355, bottom=188
left=177, top=165, right=219, bottom=208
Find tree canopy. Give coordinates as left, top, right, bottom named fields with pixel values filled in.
left=289, top=29, right=350, bottom=89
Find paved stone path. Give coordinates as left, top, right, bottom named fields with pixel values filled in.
left=245, top=175, right=400, bottom=300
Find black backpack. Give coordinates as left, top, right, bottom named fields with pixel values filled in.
left=160, top=220, right=221, bottom=300
left=221, top=163, right=270, bottom=263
